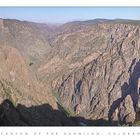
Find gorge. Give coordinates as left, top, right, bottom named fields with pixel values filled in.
left=0, top=18, right=140, bottom=126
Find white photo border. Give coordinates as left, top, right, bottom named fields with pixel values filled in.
left=0, top=0, right=140, bottom=140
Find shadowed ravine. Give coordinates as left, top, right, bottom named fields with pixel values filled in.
left=0, top=99, right=126, bottom=126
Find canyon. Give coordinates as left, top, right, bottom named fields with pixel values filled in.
left=0, top=18, right=140, bottom=126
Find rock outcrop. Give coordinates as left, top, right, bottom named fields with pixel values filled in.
left=119, top=95, right=136, bottom=125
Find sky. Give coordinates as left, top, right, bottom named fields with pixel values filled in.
left=0, top=7, right=140, bottom=23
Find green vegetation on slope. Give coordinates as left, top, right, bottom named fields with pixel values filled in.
left=52, top=90, right=75, bottom=117
left=0, top=80, right=16, bottom=107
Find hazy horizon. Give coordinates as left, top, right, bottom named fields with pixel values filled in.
left=1, top=17, right=140, bottom=25
left=0, top=7, right=140, bottom=24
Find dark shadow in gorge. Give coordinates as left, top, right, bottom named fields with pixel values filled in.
left=0, top=99, right=121, bottom=126
left=108, top=58, right=140, bottom=123
left=2, top=60, right=140, bottom=126
left=128, top=60, right=140, bottom=106
left=0, top=99, right=76, bottom=126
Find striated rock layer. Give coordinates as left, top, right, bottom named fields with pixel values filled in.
left=53, top=22, right=140, bottom=125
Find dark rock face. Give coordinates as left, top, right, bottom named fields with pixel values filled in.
left=55, top=23, right=140, bottom=125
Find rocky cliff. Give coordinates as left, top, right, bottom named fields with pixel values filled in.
left=51, top=21, right=140, bottom=125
